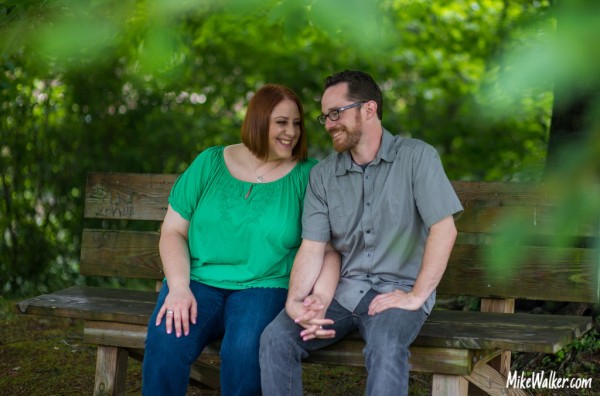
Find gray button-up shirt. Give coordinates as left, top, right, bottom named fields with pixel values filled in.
left=302, top=130, right=463, bottom=314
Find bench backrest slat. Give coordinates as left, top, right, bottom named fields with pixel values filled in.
left=85, top=172, right=177, bottom=221
left=82, top=173, right=599, bottom=303
left=439, top=244, right=598, bottom=302
left=453, top=181, right=598, bottom=237
left=80, top=229, right=163, bottom=279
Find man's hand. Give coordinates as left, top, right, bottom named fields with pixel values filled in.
left=368, top=289, right=422, bottom=316
left=287, top=295, right=335, bottom=341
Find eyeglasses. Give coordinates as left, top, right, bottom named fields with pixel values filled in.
left=317, top=101, right=367, bottom=125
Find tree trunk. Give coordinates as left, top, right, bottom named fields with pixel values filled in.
left=544, top=87, right=594, bottom=175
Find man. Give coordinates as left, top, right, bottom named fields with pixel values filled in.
left=260, top=70, right=463, bottom=396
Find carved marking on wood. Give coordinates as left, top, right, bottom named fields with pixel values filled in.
left=93, top=231, right=116, bottom=249
left=90, top=184, right=135, bottom=217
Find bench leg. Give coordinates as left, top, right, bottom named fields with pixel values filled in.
left=94, top=346, right=129, bottom=396
left=465, top=364, right=528, bottom=396
left=468, top=298, right=514, bottom=395
left=467, top=351, right=511, bottom=395
left=432, top=374, right=468, bottom=396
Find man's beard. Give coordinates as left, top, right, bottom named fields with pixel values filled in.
left=331, top=113, right=362, bottom=152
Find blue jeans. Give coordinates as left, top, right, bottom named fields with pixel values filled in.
left=142, top=280, right=287, bottom=396
left=259, top=289, right=427, bottom=396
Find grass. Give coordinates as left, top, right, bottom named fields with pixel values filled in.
left=1, top=300, right=100, bottom=395
left=1, top=297, right=598, bottom=395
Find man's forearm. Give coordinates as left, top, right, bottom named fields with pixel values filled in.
left=311, top=246, right=341, bottom=307
left=287, top=240, right=327, bottom=305
left=411, top=215, right=457, bottom=304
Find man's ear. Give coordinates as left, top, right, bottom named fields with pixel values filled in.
left=364, top=101, right=377, bottom=119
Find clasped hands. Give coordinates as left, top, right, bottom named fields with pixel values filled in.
left=289, top=289, right=423, bottom=341
left=287, top=295, right=336, bottom=341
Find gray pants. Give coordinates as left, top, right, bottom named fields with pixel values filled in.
left=259, top=289, right=427, bottom=396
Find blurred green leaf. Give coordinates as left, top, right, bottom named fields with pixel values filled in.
left=34, top=19, right=117, bottom=60
left=484, top=214, right=531, bottom=277
left=310, top=0, right=394, bottom=55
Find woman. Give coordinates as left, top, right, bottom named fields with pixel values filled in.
left=142, top=84, right=338, bottom=395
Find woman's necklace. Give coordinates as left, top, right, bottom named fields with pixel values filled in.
left=248, top=151, right=284, bottom=183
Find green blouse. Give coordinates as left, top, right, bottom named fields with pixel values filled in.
left=168, top=146, right=317, bottom=290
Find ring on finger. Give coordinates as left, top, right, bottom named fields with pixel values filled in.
left=167, top=310, right=174, bottom=314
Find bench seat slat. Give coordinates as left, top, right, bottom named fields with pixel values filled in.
left=416, top=321, right=580, bottom=353
left=428, top=310, right=592, bottom=336
left=16, top=286, right=156, bottom=325
left=18, top=286, right=591, bottom=354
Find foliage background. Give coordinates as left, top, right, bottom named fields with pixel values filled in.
left=1, top=0, right=598, bottom=297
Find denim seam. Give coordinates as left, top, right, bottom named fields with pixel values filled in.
left=284, top=336, right=296, bottom=396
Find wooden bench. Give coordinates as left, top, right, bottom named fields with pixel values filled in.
left=17, top=172, right=598, bottom=395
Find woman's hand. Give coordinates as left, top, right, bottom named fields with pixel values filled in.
left=156, top=286, right=197, bottom=337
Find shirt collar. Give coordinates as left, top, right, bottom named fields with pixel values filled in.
left=334, top=128, right=398, bottom=176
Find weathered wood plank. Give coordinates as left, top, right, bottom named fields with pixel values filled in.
left=16, top=286, right=157, bottom=325
left=432, top=374, right=468, bottom=396
left=452, top=180, right=600, bottom=237
left=439, top=244, right=599, bottom=302
left=416, top=322, right=578, bottom=353
left=83, top=175, right=599, bottom=237
left=82, top=321, right=475, bottom=375
left=19, top=287, right=591, bottom=354
left=453, top=181, right=600, bottom=237
left=50, top=285, right=159, bottom=302
left=19, top=287, right=592, bottom=351
left=300, top=345, right=476, bottom=375
left=407, top=347, right=475, bottom=375
left=465, top=363, right=528, bottom=396
left=80, top=229, right=163, bottom=279
left=190, top=360, right=221, bottom=390
left=94, top=346, right=128, bottom=396
left=391, top=311, right=589, bottom=353
left=453, top=204, right=599, bottom=237
left=480, top=298, right=514, bottom=392
left=85, top=173, right=177, bottom=221
left=78, top=227, right=600, bottom=302
left=84, top=321, right=149, bottom=349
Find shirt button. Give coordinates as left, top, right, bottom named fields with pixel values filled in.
left=360, top=290, right=364, bottom=293
left=366, top=202, right=370, bottom=206
left=366, top=230, right=371, bottom=234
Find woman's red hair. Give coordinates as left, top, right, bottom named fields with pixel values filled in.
left=241, top=84, right=307, bottom=161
